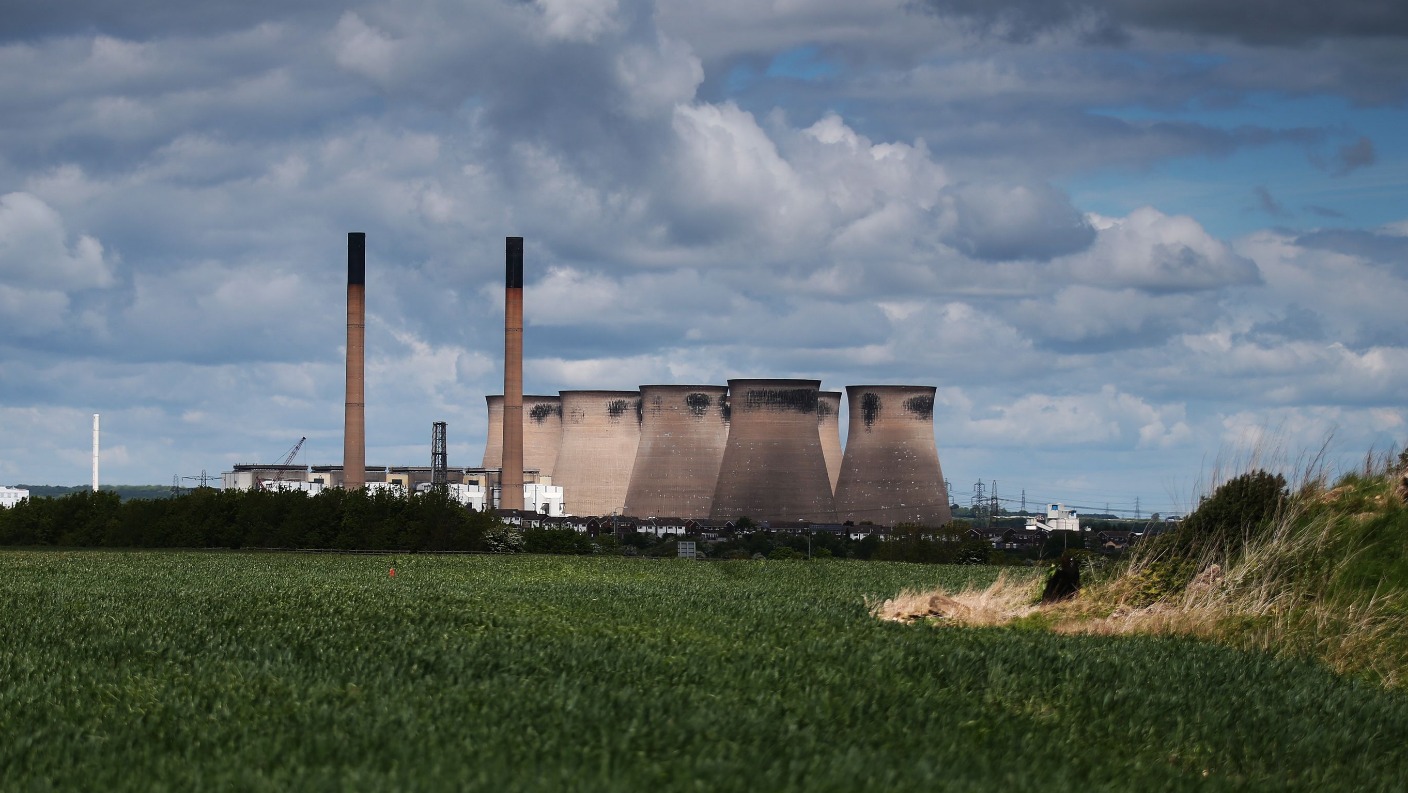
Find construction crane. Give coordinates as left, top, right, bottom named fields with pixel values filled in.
left=277, top=437, right=307, bottom=466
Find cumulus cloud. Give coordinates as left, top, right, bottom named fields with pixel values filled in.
left=939, top=182, right=1094, bottom=261
left=329, top=12, right=399, bottom=83
left=1015, top=285, right=1204, bottom=349
left=1061, top=207, right=1260, bottom=291
left=1221, top=406, right=1406, bottom=458
left=0, top=192, right=115, bottom=290
left=963, top=385, right=1191, bottom=450
left=616, top=32, right=704, bottom=116
left=1234, top=227, right=1408, bottom=348
left=537, top=0, right=623, bottom=42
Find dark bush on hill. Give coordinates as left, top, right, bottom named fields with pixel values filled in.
left=1132, top=470, right=1289, bottom=604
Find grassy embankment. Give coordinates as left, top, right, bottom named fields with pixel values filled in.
left=4, top=551, right=1407, bottom=790
left=882, top=456, right=1408, bottom=689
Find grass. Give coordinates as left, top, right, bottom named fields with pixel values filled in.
left=3, top=551, right=1408, bottom=791
left=881, top=458, right=1408, bottom=692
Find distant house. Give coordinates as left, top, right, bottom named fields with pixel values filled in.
left=968, top=527, right=1047, bottom=551
left=641, top=517, right=688, bottom=538
left=685, top=518, right=734, bottom=540
left=581, top=515, right=640, bottom=537
left=1096, top=530, right=1136, bottom=552
left=966, top=528, right=1008, bottom=547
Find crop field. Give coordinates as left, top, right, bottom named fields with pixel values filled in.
left=3, top=551, right=1407, bottom=791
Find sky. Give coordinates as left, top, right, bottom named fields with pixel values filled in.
left=2, top=0, right=1406, bottom=517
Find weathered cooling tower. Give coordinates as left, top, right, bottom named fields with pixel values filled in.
left=553, top=390, right=641, bottom=516
left=481, top=394, right=562, bottom=478
left=710, top=379, right=837, bottom=523
left=623, top=385, right=730, bottom=518
left=523, top=395, right=562, bottom=478
left=343, top=232, right=366, bottom=490
left=818, top=390, right=842, bottom=494
left=482, top=395, right=504, bottom=469
left=502, top=237, right=524, bottom=511
left=834, top=385, right=952, bottom=527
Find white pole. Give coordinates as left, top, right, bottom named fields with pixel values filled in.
left=92, top=413, right=100, bottom=492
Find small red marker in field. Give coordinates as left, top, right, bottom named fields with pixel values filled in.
left=389, top=567, right=396, bottom=578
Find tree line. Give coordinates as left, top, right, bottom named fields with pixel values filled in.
left=3, top=488, right=1016, bottom=565
left=0, top=488, right=497, bottom=552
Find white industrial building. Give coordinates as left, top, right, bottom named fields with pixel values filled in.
left=261, top=480, right=326, bottom=495
left=1025, top=503, right=1082, bottom=533
left=217, top=464, right=564, bottom=516
left=447, top=482, right=564, bottom=516
left=1, top=486, right=30, bottom=508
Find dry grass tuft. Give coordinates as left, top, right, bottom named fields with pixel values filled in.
left=872, top=571, right=1041, bottom=626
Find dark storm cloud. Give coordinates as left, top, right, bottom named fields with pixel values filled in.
left=1294, top=228, right=1408, bottom=263
left=0, top=0, right=346, bottom=41
left=1332, top=136, right=1376, bottom=176
left=941, top=182, right=1095, bottom=261
left=916, top=0, right=1408, bottom=45
left=1255, top=186, right=1290, bottom=218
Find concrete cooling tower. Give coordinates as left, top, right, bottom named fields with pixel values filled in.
left=524, top=395, right=563, bottom=478
left=481, top=395, right=563, bottom=478
left=834, top=385, right=951, bottom=528
left=623, top=385, right=730, bottom=519
left=481, top=395, right=504, bottom=469
left=818, top=390, right=842, bottom=494
left=553, top=390, right=641, bottom=517
left=710, top=379, right=837, bottom=523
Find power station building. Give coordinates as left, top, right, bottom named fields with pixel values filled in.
left=215, top=231, right=956, bottom=529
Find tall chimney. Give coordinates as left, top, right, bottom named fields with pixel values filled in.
left=501, top=237, right=525, bottom=511
left=343, top=232, right=366, bottom=490
left=92, top=413, right=100, bottom=492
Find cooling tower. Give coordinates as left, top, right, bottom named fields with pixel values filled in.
left=482, top=395, right=504, bottom=469
left=623, top=385, right=730, bottom=518
left=343, top=232, right=366, bottom=490
left=481, top=394, right=562, bottom=477
left=834, top=385, right=952, bottom=527
left=710, top=379, right=837, bottom=523
left=553, top=390, right=641, bottom=516
left=502, top=237, right=524, bottom=511
left=818, top=391, right=842, bottom=494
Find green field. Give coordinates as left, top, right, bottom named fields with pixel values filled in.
left=3, top=552, right=1407, bottom=791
